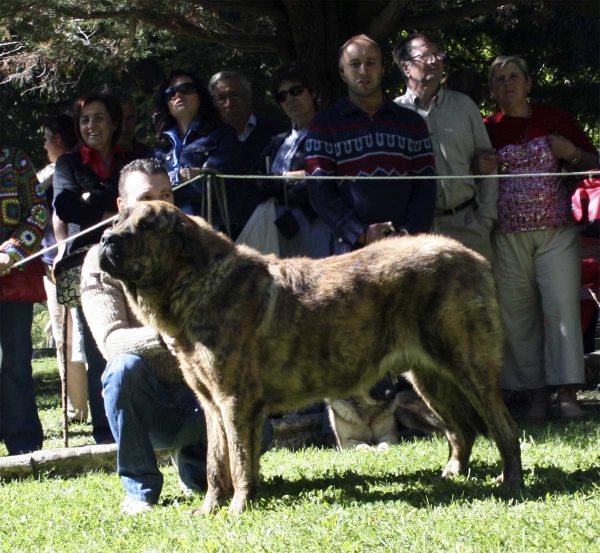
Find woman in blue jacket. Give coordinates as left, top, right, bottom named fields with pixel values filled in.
left=149, top=70, right=241, bottom=232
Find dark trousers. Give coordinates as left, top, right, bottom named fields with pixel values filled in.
left=0, top=301, right=43, bottom=454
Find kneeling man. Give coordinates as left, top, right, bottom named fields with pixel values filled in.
left=81, top=159, right=272, bottom=515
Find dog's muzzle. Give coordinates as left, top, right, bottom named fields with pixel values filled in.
left=98, top=231, right=124, bottom=274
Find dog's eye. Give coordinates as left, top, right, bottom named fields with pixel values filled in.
left=137, top=220, right=153, bottom=231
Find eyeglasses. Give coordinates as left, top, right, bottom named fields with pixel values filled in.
left=164, top=82, right=197, bottom=101
left=275, top=84, right=305, bottom=104
left=407, top=52, right=446, bottom=64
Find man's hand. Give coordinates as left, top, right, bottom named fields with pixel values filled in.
left=471, top=149, right=498, bottom=175
left=358, top=222, right=396, bottom=246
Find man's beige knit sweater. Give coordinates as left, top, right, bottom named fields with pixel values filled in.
left=80, top=244, right=183, bottom=384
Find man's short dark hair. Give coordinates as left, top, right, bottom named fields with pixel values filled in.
left=118, top=158, right=168, bottom=198
left=393, top=33, right=440, bottom=83
left=338, top=34, right=382, bottom=72
left=42, top=113, right=78, bottom=151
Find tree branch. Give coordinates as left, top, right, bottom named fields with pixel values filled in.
left=198, top=1, right=288, bottom=20
left=366, top=0, right=411, bottom=40
left=47, top=5, right=292, bottom=53
left=400, top=0, right=508, bottom=30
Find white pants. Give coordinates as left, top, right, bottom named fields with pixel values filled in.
left=492, top=226, right=584, bottom=390
left=44, top=276, right=89, bottom=420
left=433, top=206, right=494, bottom=262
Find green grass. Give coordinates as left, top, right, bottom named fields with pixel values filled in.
left=1, top=359, right=600, bottom=552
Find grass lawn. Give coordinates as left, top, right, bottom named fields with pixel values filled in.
left=1, top=358, right=599, bottom=552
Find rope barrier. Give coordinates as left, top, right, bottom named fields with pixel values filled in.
left=223, top=170, right=600, bottom=180
left=8, top=168, right=600, bottom=270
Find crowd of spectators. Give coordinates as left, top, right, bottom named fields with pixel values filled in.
left=0, top=33, right=597, bottom=514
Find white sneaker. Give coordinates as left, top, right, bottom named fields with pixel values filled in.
left=120, top=497, right=153, bottom=515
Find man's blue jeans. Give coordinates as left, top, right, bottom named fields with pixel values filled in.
left=102, top=354, right=208, bottom=504
left=0, top=301, right=43, bottom=455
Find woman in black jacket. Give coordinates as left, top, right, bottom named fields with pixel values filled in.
left=53, top=91, right=125, bottom=445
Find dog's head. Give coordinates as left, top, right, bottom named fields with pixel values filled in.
left=99, top=201, right=232, bottom=292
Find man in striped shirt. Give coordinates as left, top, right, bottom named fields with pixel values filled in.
left=305, top=34, right=437, bottom=255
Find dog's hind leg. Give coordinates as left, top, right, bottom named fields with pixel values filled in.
left=457, top=377, right=523, bottom=488
left=407, top=370, right=479, bottom=478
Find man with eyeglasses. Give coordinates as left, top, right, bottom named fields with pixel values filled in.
left=394, top=34, right=498, bottom=261
left=305, top=34, right=437, bottom=255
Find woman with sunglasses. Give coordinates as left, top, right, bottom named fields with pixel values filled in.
left=249, top=62, right=332, bottom=258
left=484, top=55, right=598, bottom=420
left=149, top=70, right=240, bottom=221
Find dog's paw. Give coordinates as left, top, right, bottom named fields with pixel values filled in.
left=201, top=490, right=226, bottom=514
left=441, top=459, right=463, bottom=478
left=376, top=442, right=390, bottom=451
left=228, top=492, right=249, bottom=515
left=355, top=443, right=375, bottom=451
left=496, top=471, right=524, bottom=489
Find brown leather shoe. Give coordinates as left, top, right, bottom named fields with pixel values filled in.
left=524, top=388, right=549, bottom=421
left=557, top=387, right=586, bottom=419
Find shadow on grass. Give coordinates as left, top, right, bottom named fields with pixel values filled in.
left=152, top=460, right=600, bottom=513
left=258, top=459, right=600, bottom=511
left=32, top=362, right=62, bottom=411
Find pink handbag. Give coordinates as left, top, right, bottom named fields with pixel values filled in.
left=572, top=173, right=600, bottom=226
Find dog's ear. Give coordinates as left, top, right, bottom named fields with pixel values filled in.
left=174, top=212, right=233, bottom=271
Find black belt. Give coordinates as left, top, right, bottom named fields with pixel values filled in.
left=435, top=197, right=475, bottom=217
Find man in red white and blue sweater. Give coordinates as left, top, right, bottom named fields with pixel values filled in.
left=306, top=35, right=437, bottom=254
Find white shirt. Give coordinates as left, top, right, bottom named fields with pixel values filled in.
left=395, top=87, right=498, bottom=221
left=238, top=113, right=257, bottom=142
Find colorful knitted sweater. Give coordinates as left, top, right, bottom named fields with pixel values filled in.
left=0, top=147, right=49, bottom=261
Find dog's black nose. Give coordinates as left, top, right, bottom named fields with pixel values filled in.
left=101, top=232, right=116, bottom=246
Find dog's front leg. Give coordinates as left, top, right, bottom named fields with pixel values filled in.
left=198, top=403, right=232, bottom=514
left=221, top=400, right=263, bottom=515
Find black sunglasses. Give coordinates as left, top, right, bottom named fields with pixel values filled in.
left=165, top=82, right=197, bottom=101
left=275, top=84, right=305, bottom=104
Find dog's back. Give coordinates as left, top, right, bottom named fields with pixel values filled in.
left=227, top=235, right=502, bottom=414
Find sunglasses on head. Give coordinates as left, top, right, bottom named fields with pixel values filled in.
left=165, top=82, right=197, bottom=101
left=275, top=84, right=305, bottom=104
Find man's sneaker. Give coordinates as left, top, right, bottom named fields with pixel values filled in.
left=120, top=497, right=153, bottom=515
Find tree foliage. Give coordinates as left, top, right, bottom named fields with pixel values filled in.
left=1, top=1, right=598, bottom=167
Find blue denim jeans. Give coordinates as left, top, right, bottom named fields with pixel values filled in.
left=102, top=354, right=209, bottom=504
left=0, top=301, right=43, bottom=455
left=78, top=306, right=113, bottom=444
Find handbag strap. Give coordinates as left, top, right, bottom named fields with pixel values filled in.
left=282, top=173, right=290, bottom=210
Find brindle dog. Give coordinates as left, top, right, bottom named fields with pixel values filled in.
left=98, top=201, right=522, bottom=515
